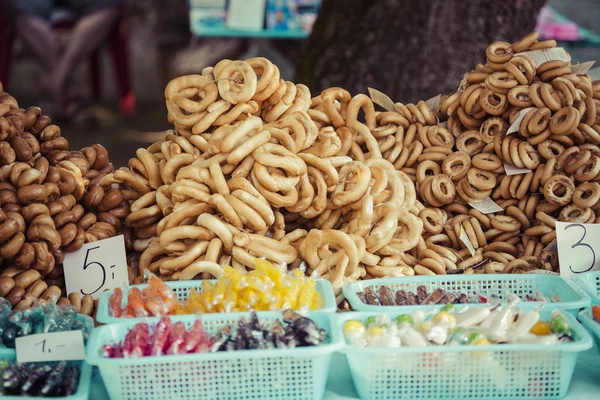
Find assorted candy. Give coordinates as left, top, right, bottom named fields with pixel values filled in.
left=102, top=310, right=325, bottom=358
left=108, top=259, right=323, bottom=317
left=593, top=305, right=600, bottom=323
left=0, top=298, right=90, bottom=348
left=0, top=360, right=80, bottom=397
left=357, top=285, right=561, bottom=306
left=343, top=305, right=572, bottom=348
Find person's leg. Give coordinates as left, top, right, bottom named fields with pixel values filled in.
left=45, top=0, right=121, bottom=112
left=5, top=0, right=57, bottom=69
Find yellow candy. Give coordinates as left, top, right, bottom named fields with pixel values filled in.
left=367, top=326, right=383, bottom=337
left=432, top=311, right=456, bottom=327
left=530, top=321, right=551, bottom=336
left=344, top=320, right=365, bottom=334
left=474, top=338, right=490, bottom=345
left=178, top=259, right=322, bottom=314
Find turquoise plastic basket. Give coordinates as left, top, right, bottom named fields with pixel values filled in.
left=577, top=308, right=600, bottom=348
left=0, top=314, right=94, bottom=357
left=0, top=356, right=92, bottom=400
left=571, top=270, right=600, bottom=305
left=96, top=279, right=336, bottom=324
left=342, top=274, right=590, bottom=315
left=336, top=309, right=592, bottom=400
left=87, top=311, right=342, bottom=400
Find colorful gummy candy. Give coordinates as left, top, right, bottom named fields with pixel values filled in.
left=102, top=311, right=325, bottom=358
left=593, top=305, right=600, bottom=323
left=1, top=361, right=80, bottom=397
left=0, top=299, right=90, bottom=349
left=344, top=305, right=572, bottom=348
left=108, top=259, right=322, bottom=317
left=358, top=285, right=562, bottom=306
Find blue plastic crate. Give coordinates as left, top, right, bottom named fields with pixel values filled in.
left=343, top=274, right=590, bottom=315
left=87, top=311, right=342, bottom=400
left=571, top=270, right=600, bottom=305
left=96, top=279, right=336, bottom=324
left=336, top=308, right=592, bottom=400
left=0, top=356, right=92, bottom=400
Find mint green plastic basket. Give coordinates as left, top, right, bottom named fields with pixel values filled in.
left=87, top=311, right=342, bottom=400
left=571, top=270, right=600, bottom=305
left=577, top=308, right=600, bottom=348
left=336, top=309, right=592, bottom=400
left=0, top=356, right=92, bottom=400
left=0, top=314, right=94, bottom=357
left=342, top=274, right=590, bottom=315
left=96, top=279, right=336, bottom=324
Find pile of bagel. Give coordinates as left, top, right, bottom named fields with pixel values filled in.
left=0, top=83, right=132, bottom=315
left=3, top=31, right=600, bottom=307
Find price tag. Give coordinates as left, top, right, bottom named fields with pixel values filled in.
left=503, top=162, right=531, bottom=176
left=570, top=61, right=596, bottom=75
left=16, top=331, right=85, bottom=363
left=63, top=235, right=129, bottom=300
left=556, top=221, right=600, bottom=278
left=507, top=107, right=534, bottom=134
left=516, top=47, right=571, bottom=67
left=368, top=88, right=400, bottom=113
left=425, top=94, right=441, bottom=112
left=468, top=197, right=504, bottom=214
left=459, top=225, right=476, bottom=257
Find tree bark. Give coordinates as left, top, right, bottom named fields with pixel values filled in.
left=296, top=0, right=547, bottom=103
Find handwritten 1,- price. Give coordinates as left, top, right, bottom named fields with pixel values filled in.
left=556, top=222, right=600, bottom=278
left=63, top=235, right=129, bottom=300
left=16, top=331, right=85, bottom=363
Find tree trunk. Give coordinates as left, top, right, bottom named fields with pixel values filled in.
left=296, top=0, right=547, bottom=103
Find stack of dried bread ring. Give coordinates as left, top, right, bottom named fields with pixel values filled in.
left=403, top=31, right=600, bottom=275
left=95, top=33, right=600, bottom=301
left=0, top=83, right=131, bottom=315
left=99, top=58, right=424, bottom=300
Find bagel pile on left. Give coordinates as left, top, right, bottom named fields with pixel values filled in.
left=0, top=83, right=133, bottom=315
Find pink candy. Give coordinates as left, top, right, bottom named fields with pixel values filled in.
left=103, top=317, right=213, bottom=358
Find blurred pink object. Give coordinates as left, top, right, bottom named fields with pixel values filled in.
left=535, top=6, right=580, bottom=41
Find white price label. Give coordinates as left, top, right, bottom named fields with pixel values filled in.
left=507, top=107, right=534, bottom=134
left=459, top=225, right=476, bottom=257
left=468, top=197, right=504, bottom=214
left=516, top=47, right=571, bottom=67
left=556, top=222, right=600, bottom=278
left=368, top=87, right=400, bottom=113
left=63, top=235, right=129, bottom=300
left=503, top=162, right=531, bottom=176
left=425, top=94, right=441, bottom=112
left=16, top=331, right=85, bottom=363
left=570, top=61, right=596, bottom=75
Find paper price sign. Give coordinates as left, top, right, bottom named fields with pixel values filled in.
left=556, top=221, right=600, bottom=278
left=16, top=331, right=85, bottom=363
left=459, top=225, right=476, bottom=257
left=368, top=87, right=400, bottom=113
left=63, top=235, right=129, bottom=300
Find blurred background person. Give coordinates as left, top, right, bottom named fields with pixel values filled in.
left=3, top=0, right=122, bottom=118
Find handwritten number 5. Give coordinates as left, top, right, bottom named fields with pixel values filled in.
left=81, top=246, right=106, bottom=295
left=566, top=224, right=596, bottom=273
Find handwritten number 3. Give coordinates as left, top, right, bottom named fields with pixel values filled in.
left=566, top=224, right=596, bottom=273
left=81, top=246, right=106, bottom=295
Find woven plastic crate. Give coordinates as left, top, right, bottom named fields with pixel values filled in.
left=578, top=309, right=600, bottom=349
left=87, top=311, right=342, bottom=400
left=0, top=356, right=92, bottom=400
left=336, top=309, right=592, bottom=400
left=96, top=278, right=336, bottom=324
left=0, top=314, right=94, bottom=357
left=342, top=274, right=590, bottom=315
left=571, top=270, right=600, bottom=305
